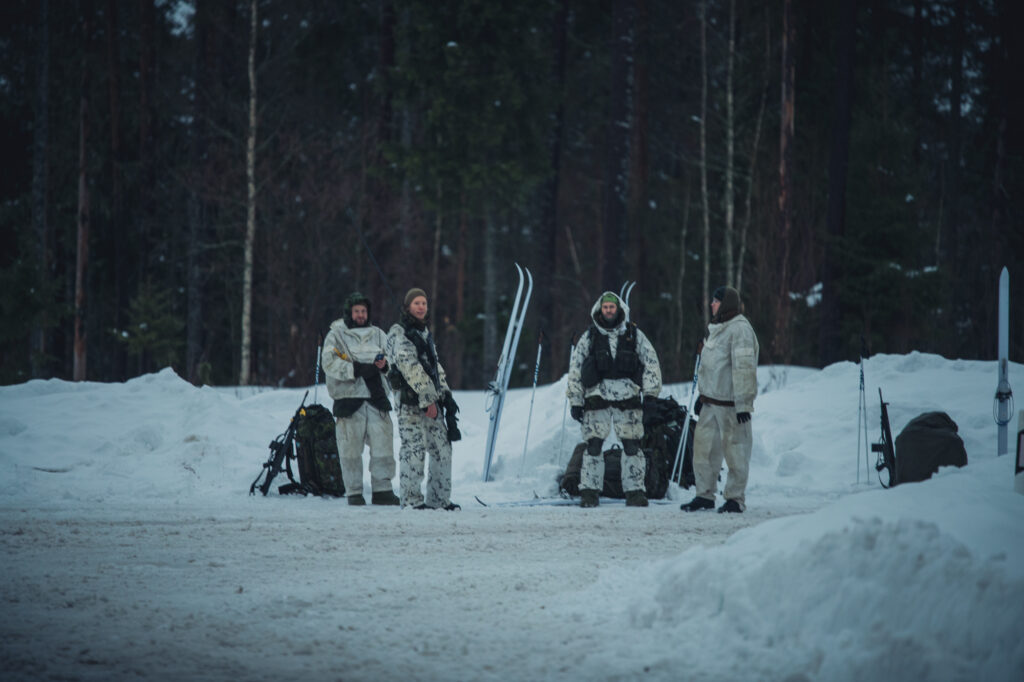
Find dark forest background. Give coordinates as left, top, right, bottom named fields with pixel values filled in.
left=2, top=0, right=1021, bottom=389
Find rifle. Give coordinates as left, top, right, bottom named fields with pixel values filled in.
left=249, top=391, right=309, bottom=496
left=441, top=392, right=462, bottom=443
left=871, top=388, right=897, bottom=488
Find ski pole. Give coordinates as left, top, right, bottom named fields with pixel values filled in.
left=314, top=343, right=322, bottom=403
left=556, top=333, right=578, bottom=468
left=671, top=353, right=701, bottom=484
left=519, top=331, right=544, bottom=479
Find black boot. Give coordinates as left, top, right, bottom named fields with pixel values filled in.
left=371, top=490, right=400, bottom=506
left=579, top=489, right=600, bottom=508
left=679, top=496, right=714, bottom=512
left=441, top=502, right=461, bottom=511
left=625, top=490, right=649, bottom=507
left=718, top=499, right=743, bottom=513
left=348, top=495, right=366, bottom=506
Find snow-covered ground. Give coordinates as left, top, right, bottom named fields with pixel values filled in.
left=1, top=352, right=1022, bottom=681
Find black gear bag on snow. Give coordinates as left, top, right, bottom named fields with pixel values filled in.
left=249, top=392, right=346, bottom=497
left=558, top=396, right=694, bottom=498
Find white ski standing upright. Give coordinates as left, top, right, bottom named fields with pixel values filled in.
left=482, top=264, right=533, bottom=481
left=671, top=353, right=701, bottom=484
left=996, top=266, right=1014, bottom=457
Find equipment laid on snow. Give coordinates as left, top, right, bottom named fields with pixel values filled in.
left=872, top=389, right=968, bottom=488
left=894, top=411, right=967, bottom=484
left=558, top=395, right=693, bottom=499
left=483, top=264, right=533, bottom=481
left=872, top=389, right=897, bottom=488
left=249, top=392, right=346, bottom=497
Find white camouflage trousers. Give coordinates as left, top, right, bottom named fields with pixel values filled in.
left=396, top=405, right=453, bottom=508
left=580, top=407, right=646, bottom=493
left=335, top=402, right=396, bottom=497
left=692, top=402, right=752, bottom=509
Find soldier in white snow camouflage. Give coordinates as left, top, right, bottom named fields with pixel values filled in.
left=321, top=292, right=400, bottom=506
left=386, top=288, right=461, bottom=510
left=680, top=285, right=760, bottom=514
left=566, top=292, right=662, bottom=507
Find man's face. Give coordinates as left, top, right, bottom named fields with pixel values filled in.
left=710, top=299, right=721, bottom=316
left=350, top=304, right=368, bottom=325
left=408, top=296, right=428, bottom=321
left=601, top=301, right=618, bottom=321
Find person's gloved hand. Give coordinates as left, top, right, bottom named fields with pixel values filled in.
left=736, top=412, right=751, bottom=424
left=693, top=397, right=703, bottom=416
left=570, top=405, right=584, bottom=423
left=642, top=400, right=658, bottom=427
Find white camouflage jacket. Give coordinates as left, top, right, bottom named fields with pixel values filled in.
left=321, top=318, right=391, bottom=401
left=566, top=293, right=662, bottom=407
left=698, top=313, right=759, bottom=413
left=386, top=320, right=450, bottom=409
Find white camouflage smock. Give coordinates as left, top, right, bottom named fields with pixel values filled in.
left=321, top=319, right=395, bottom=498
left=566, top=293, right=662, bottom=494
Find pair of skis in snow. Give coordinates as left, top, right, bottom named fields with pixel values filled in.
left=482, top=264, right=534, bottom=482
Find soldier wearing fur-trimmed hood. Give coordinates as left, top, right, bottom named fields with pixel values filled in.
left=566, top=291, right=662, bottom=507
left=321, top=291, right=400, bottom=506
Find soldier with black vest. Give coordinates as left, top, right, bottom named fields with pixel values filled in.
left=321, top=292, right=400, bottom=506
left=386, top=288, right=461, bottom=510
left=567, top=292, right=662, bottom=507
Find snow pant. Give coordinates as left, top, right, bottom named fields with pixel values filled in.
left=692, top=402, right=752, bottom=510
left=335, top=402, right=396, bottom=498
left=396, top=404, right=453, bottom=508
left=579, top=407, right=646, bottom=493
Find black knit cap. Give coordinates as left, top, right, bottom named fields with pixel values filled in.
left=344, top=291, right=372, bottom=318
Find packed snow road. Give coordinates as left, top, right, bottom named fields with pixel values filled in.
left=0, top=500, right=795, bottom=681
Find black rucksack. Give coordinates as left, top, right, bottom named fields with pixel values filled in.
left=893, top=411, right=968, bottom=485
left=249, top=395, right=346, bottom=497
left=557, top=396, right=694, bottom=498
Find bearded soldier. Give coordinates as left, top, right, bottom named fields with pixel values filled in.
left=567, top=292, right=662, bottom=507
left=386, top=288, right=461, bottom=510
left=321, top=292, right=400, bottom=506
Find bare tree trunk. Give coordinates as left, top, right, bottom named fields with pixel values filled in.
left=431, top=180, right=442, bottom=306
left=737, top=10, right=771, bottom=296
left=240, top=0, right=258, bottom=385
left=138, top=0, right=156, bottom=284
left=699, top=0, right=711, bottom=326
left=774, top=0, right=797, bottom=363
left=106, top=0, right=126, bottom=378
left=819, top=0, right=857, bottom=367
left=539, top=0, right=568, bottom=380
left=483, top=212, right=498, bottom=384
left=674, top=175, right=692, bottom=363
left=74, top=17, right=92, bottom=382
left=723, top=0, right=736, bottom=287
left=602, top=0, right=635, bottom=291
left=31, top=0, right=50, bottom=378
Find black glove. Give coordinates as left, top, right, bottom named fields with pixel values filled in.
left=737, top=412, right=751, bottom=424
left=693, top=397, right=703, bottom=416
left=442, top=391, right=459, bottom=414
left=352, top=361, right=376, bottom=379
left=642, top=400, right=658, bottom=427
left=570, top=405, right=584, bottom=423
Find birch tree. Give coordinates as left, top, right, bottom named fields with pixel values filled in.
left=240, top=0, right=257, bottom=386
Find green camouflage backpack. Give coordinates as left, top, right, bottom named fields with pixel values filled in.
left=292, top=403, right=346, bottom=497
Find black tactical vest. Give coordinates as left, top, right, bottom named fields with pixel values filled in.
left=580, top=322, right=644, bottom=389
